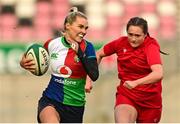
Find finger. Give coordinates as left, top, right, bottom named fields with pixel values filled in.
left=25, top=57, right=34, bottom=63
left=126, top=84, right=132, bottom=89
left=85, top=86, right=93, bottom=93
left=24, top=60, right=35, bottom=66
left=24, top=64, right=36, bottom=70
left=26, top=66, right=36, bottom=70
left=29, top=69, right=35, bottom=73
left=123, top=83, right=130, bottom=89
left=85, top=89, right=91, bottom=93
left=26, top=68, right=36, bottom=74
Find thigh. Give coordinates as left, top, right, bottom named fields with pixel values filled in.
left=137, top=107, right=162, bottom=123
left=37, top=96, right=60, bottom=123
left=115, top=93, right=137, bottom=123
left=38, top=96, right=84, bottom=123
left=58, top=104, right=85, bottom=123
left=39, top=106, right=60, bottom=123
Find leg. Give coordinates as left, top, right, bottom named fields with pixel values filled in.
left=115, top=92, right=138, bottom=123
left=137, top=107, right=162, bottom=123
left=37, top=96, right=60, bottom=123
left=39, top=105, right=60, bottom=123
left=114, top=104, right=137, bottom=123
left=59, top=105, right=85, bottom=123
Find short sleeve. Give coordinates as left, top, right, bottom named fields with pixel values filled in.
left=103, top=39, right=119, bottom=56
left=145, top=43, right=162, bottom=65
left=85, top=42, right=96, bottom=58
left=43, top=38, right=52, bottom=52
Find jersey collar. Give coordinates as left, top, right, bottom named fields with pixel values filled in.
left=61, top=36, right=71, bottom=48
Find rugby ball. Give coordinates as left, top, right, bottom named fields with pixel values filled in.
left=25, top=43, right=50, bottom=76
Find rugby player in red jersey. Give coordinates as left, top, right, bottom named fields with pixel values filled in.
left=87, top=17, right=166, bottom=123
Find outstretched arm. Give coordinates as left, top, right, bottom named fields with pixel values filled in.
left=96, top=47, right=106, bottom=64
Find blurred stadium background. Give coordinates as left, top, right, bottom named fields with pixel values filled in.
left=0, top=0, right=180, bottom=122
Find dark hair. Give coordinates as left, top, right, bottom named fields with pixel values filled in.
left=126, top=17, right=169, bottom=55
left=126, top=17, right=148, bottom=35
left=63, top=7, right=87, bottom=30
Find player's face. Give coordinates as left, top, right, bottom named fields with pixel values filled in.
left=127, top=25, right=146, bottom=48
left=66, top=16, right=88, bottom=43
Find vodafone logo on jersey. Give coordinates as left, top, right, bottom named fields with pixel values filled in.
left=56, top=65, right=72, bottom=78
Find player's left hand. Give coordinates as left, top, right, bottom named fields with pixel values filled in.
left=71, top=42, right=79, bottom=53
left=123, top=80, right=138, bottom=89
left=85, top=76, right=93, bottom=93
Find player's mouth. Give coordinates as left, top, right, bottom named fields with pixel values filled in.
left=129, top=41, right=138, bottom=47
left=78, top=34, right=84, bottom=39
left=75, top=34, right=84, bottom=42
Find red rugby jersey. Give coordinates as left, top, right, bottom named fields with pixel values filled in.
left=104, top=36, right=162, bottom=108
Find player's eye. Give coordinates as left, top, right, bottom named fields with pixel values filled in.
left=85, top=26, right=88, bottom=30
left=128, top=33, right=133, bottom=36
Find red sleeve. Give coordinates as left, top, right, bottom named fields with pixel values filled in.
left=43, top=38, right=52, bottom=52
left=145, top=41, right=162, bottom=66
left=103, top=38, right=121, bottom=56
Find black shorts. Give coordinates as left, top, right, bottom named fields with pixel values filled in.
left=37, top=95, right=85, bottom=123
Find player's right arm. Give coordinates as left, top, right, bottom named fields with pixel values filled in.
left=20, top=54, right=36, bottom=73
left=96, top=47, right=107, bottom=64
left=20, top=39, right=51, bottom=73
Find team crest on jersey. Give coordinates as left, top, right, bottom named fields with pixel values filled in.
left=56, top=65, right=72, bottom=78
left=123, top=48, right=127, bottom=53
left=51, top=53, right=58, bottom=59
left=74, top=55, right=80, bottom=62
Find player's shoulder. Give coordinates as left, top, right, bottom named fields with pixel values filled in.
left=145, top=36, right=160, bottom=47
left=84, top=39, right=92, bottom=44
left=83, top=39, right=95, bottom=49
left=111, top=36, right=128, bottom=46
left=44, top=37, right=62, bottom=49
left=112, top=36, right=127, bottom=42
left=48, top=37, right=62, bottom=45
